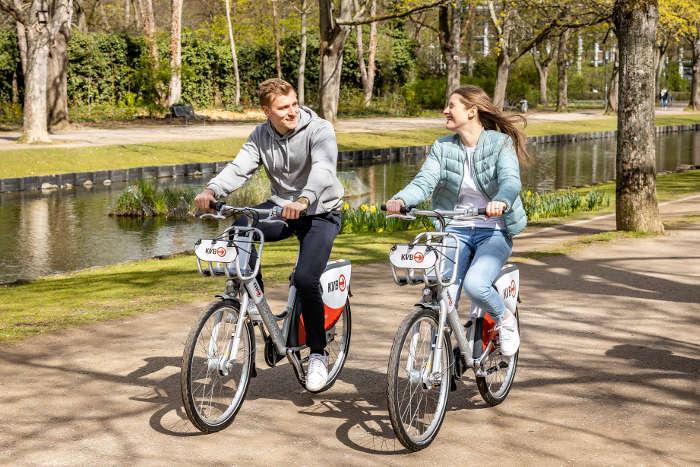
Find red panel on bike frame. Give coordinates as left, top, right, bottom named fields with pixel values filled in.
left=482, top=314, right=497, bottom=350
left=297, top=304, right=345, bottom=346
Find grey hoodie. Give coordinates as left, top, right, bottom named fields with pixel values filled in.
left=207, top=106, right=344, bottom=215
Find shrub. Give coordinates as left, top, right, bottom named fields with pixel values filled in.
left=112, top=180, right=196, bottom=218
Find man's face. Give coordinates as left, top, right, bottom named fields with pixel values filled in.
left=263, top=91, right=299, bottom=134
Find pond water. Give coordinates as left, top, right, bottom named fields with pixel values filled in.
left=1, top=131, right=698, bottom=284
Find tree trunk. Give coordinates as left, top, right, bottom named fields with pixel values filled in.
left=364, top=0, right=377, bottom=107
left=16, top=21, right=28, bottom=78
left=605, top=47, right=619, bottom=113
left=12, top=68, right=20, bottom=104
left=272, top=0, right=282, bottom=79
left=534, top=59, right=549, bottom=106
left=297, top=0, right=308, bottom=105
left=488, top=1, right=513, bottom=110
left=224, top=0, right=241, bottom=106
left=493, top=54, right=510, bottom=109
left=556, top=29, right=569, bottom=112
left=318, top=0, right=351, bottom=123
left=439, top=2, right=462, bottom=102
left=355, top=0, right=377, bottom=108
left=23, top=23, right=51, bottom=143
left=532, top=43, right=553, bottom=106
left=136, top=0, right=158, bottom=67
left=167, top=0, right=183, bottom=106
left=654, top=42, right=666, bottom=96
left=689, top=26, right=700, bottom=110
left=47, top=22, right=71, bottom=130
left=613, top=0, right=663, bottom=233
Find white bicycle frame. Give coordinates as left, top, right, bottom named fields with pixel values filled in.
left=195, top=207, right=308, bottom=379
left=388, top=208, right=518, bottom=386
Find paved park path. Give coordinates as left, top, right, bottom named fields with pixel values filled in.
left=1, top=194, right=698, bottom=465
left=0, top=106, right=690, bottom=151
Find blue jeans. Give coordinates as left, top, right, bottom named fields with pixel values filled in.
left=443, top=227, right=512, bottom=322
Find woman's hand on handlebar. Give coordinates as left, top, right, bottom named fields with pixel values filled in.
left=486, top=201, right=506, bottom=217
left=384, top=199, right=405, bottom=214
left=195, top=188, right=217, bottom=212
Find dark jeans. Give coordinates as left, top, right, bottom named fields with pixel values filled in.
left=234, top=201, right=341, bottom=354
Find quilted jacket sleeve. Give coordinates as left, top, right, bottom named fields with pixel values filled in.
left=392, top=141, right=442, bottom=207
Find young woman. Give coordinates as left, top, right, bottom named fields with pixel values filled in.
left=384, top=85, right=529, bottom=356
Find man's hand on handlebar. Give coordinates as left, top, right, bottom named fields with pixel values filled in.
left=282, top=197, right=308, bottom=220
left=195, top=188, right=217, bottom=212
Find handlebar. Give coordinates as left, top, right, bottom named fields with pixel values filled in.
left=380, top=204, right=487, bottom=217
left=203, top=201, right=286, bottom=225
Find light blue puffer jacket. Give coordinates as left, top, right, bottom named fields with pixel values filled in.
left=393, top=130, right=527, bottom=236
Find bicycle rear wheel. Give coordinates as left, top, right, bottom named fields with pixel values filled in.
left=181, top=299, right=254, bottom=432
left=295, top=300, right=352, bottom=393
left=475, top=307, right=519, bottom=406
left=387, top=308, right=451, bottom=451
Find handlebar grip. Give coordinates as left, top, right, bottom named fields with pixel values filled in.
left=209, top=200, right=225, bottom=211
left=380, top=203, right=411, bottom=215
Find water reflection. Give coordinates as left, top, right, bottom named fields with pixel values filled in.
left=1, top=131, right=698, bottom=283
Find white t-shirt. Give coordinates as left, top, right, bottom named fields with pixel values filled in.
left=450, top=146, right=506, bottom=229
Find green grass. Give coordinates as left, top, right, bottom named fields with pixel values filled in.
left=0, top=230, right=416, bottom=343
left=1, top=114, right=698, bottom=179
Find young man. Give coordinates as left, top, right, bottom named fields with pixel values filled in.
left=194, top=78, right=344, bottom=391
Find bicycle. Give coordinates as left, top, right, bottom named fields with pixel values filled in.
left=381, top=205, right=520, bottom=451
left=180, top=202, right=352, bottom=433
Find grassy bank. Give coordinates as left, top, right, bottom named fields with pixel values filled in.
left=0, top=231, right=415, bottom=343
left=1, top=114, right=699, bottom=179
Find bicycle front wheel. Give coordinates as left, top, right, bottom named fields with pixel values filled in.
left=180, top=299, right=254, bottom=432
left=387, top=308, right=451, bottom=451
left=475, top=306, right=519, bottom=406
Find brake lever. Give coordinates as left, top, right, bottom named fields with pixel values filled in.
left=387, top=213, right=417, bottom=221
left=199, top=212, right=226, bottom=220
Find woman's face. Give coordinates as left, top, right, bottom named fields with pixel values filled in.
left=443, top=93, right=474, bottom=131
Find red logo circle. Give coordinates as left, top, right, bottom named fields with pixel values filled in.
left=414, top=252, right=424, bottom=263
left=509, top=280, right=516, bottom=295
left=339, top=274, right=346, bottom=292
left=216, top=247, right=227, bottom=257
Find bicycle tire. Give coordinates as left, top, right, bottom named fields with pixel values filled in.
left=180, top=299, right=254, bottom=432
left=387, top=308, right=451, bottom=451
left=475, top=307, right=519, bottom=406
left=295, top=300, right=352, bottom=393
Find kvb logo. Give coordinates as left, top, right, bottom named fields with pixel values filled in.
left=503, top=280, right=517, bottom=299
left=205, top=246, right=227, bottom=257
left=400, top=251, right=424, bottom=262
left=327, top=274, right=347, bottom=293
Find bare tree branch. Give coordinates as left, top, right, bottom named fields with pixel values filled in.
left=336, top=0, right=449, bottom=26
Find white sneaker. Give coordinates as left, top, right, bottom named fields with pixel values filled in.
left=306, top=353, right=328, bottom=392
left=498, top=311, right=520, bottom=357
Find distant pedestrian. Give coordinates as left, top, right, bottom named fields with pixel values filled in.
left=660, top=88, right=670, bottom=110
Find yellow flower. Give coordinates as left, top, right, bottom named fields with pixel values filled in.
left=343, top=201, right=350, bottom=211
left=360, top=204, right=368, bottom=212
left=369, top=205, right=377, bottom=213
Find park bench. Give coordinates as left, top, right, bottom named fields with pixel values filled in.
left=169, top=103, right=207, bottom=125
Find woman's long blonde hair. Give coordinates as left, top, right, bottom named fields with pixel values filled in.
left=451, top=85, right=531, bottom=165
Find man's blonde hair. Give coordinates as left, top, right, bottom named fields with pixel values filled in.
left=258, top=78, right=295, bottom=106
